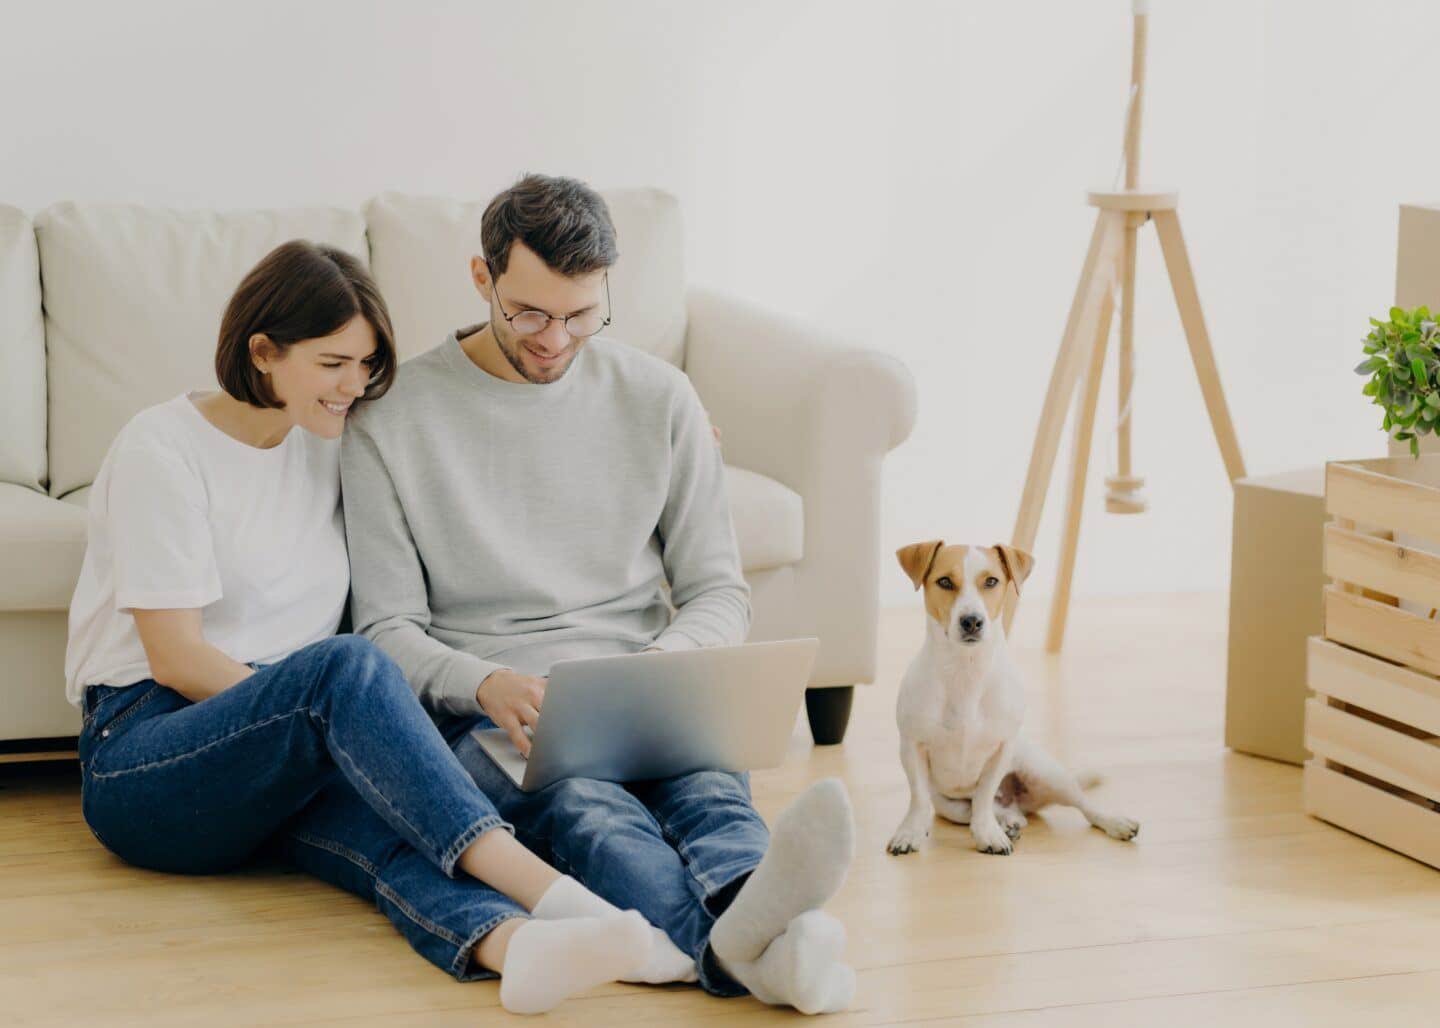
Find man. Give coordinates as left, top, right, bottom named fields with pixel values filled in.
left=342, top=174, right=857, bottom=1013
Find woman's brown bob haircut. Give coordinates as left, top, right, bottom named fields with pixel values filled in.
left=215, top=240, right=397, bottom=409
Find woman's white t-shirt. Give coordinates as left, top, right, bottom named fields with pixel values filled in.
left=64, top=393, right=350, bottom=706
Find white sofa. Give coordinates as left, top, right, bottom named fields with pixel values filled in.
left=0, top=191, right=916, bottom=749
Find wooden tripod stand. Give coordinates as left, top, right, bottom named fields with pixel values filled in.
left=1002, top=4, right=1247, bottom=651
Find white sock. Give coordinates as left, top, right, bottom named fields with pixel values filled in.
left=717, top=910, right=856, bottom=1014
left=498, top=911, right=651, bottom=1015
left=710, top=778, right=855, bottom=964
left=531, top=875, right=699, bottom=984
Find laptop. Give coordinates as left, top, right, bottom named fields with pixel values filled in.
left=471, top=638, right=819, bottom=792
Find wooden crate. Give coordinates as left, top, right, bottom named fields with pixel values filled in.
left=1305, top=456, right=1440, bottom=868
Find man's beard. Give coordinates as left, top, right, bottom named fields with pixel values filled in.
left=496, top=328, right=579, bottom=384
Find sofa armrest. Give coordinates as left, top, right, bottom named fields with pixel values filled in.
left=684, top=288, right=916, bottom=488
left=683, top=288, right=916, bottom=685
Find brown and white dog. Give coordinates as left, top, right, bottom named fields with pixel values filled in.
left=886, top=541, right=1140, bottom=856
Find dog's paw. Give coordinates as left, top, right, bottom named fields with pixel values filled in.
left=886, top=822, right=930, bottom=856
left=1095, top=814, right=1140, bottom=842
left=997, top=808, right=1027, bottom=840
left=972, top=819, right=1013, bottom=856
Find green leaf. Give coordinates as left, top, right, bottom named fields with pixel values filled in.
left=1414, top=435, right=1422, bottom=458
left=1413, top=357, right=1427, bottom=383
left=1356, top=357, right=1382, bottom=374
left=1396, top=430, right=1415, bottom=440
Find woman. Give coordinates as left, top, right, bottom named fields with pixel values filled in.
left=64, top=240, right=691, bottom=1014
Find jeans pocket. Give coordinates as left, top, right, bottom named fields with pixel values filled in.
left=85, top=684, right=163, bottom=757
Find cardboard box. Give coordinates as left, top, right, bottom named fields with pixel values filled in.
left=1225, top=467, right=1326, bottom=764
left=1396, top=203, right=1440, bottom=311
left=1392, top=203, right=1440, bottom=458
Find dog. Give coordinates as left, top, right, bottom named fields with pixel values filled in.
left=886, top=540, right=1140, bottom=856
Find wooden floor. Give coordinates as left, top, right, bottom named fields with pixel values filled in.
left=6, top=593, right=1440, bottom=1026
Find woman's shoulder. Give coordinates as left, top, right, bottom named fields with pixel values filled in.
left=110, top=394, right=203, bottom=460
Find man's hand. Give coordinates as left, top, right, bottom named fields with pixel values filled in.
left=476, top=669, right=546, bottom=758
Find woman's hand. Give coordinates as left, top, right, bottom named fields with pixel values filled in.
left=476, top=669, right=547, bottom=757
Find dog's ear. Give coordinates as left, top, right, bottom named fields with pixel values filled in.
left=993, top=544, right=1035, bottom=596
left=897, top=540, right=944, bottom=591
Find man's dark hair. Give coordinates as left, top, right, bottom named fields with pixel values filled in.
left=215, top=240, right=397, bottom=408
left=482, top=173, right=619, bottom=278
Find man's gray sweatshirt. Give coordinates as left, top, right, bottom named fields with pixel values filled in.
left=340, top=327, right=752, bottom=719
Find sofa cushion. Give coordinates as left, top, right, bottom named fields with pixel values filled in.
left=38, top=203, right=369, bottom=499
left=62, top=486, right=92, bottom=511
left=0, top=484, right=88, bottom=612
left=365, top=189, right=687, bottom=366
left=726, top=466, right=803, bottom=572
left=0, top=207, right=46, bottom=492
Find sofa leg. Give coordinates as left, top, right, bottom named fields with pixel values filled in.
left=805, top=685, right=855, bottom=746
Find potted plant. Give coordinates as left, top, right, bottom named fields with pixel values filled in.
left=1356, top=305, right=1440, bottom=456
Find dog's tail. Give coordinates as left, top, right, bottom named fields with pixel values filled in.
left=1075, top=769, right=1104, bottom=790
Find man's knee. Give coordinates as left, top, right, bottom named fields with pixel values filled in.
left=542, top=776, right=634, bottom=813
left=669, top=770, right=753, bottom=804
left=534, top=777, right=656, bottom=835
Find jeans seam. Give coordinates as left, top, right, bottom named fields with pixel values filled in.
left=310, top=706, right=449, bottom=868
left=375, top=880, right=466, bottom=947
left=653, top=812, right=724, bottom=895
left=287, top=828, right=489, bottom=954
left=87, top=704, right=310, bottom=779
left=652, top=786, right=741, bottom=896
left=675, top=839, right=721, bottom=895
left=288, top=829, right=382, bottom=878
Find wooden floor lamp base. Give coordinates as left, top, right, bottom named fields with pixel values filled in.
left=1002, top=188, right=1246, bottom=652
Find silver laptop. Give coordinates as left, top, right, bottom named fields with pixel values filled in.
left=471, top=638, right=819, bottom=792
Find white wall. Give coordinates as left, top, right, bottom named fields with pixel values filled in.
left=3, top=0, right=1428, bottom=607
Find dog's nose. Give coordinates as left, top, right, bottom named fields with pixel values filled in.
left=959, top=613, right=984, bottom=637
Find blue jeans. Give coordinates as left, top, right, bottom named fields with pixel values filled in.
left=448, top=715, right=771, bottom=997
left=78, top=635, right=527, bottom=981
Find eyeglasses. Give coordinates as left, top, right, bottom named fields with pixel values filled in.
left=488, top=264, right=612, bottom=339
